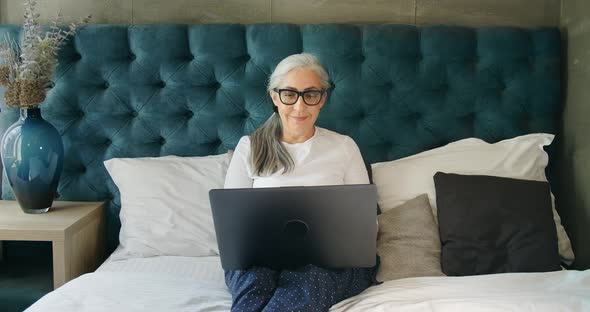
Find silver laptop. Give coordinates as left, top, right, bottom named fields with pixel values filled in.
left=209, top=184, right=377, bottom=270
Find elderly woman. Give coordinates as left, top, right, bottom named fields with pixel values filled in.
left=224, top=53, right=377, bottom=312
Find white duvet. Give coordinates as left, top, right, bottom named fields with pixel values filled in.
left=332, top=270, right=590, bottom=311
left=26, top=256, right=590, bottom=312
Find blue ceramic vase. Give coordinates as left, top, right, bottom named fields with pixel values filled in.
left=1, top=108, right=64, bottom=213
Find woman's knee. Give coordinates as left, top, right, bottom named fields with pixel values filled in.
left=225, top=267, right=279, bottom=294
left=226, top=267, right=280, bottom=312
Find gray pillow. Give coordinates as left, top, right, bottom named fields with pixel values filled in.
left=376, top=194, right=444, bottom=282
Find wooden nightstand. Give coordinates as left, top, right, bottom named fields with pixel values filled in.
left=0, top=201, right=105, bottom=289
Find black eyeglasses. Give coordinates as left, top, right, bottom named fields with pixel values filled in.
left=273, top=88, right=325, bottom=106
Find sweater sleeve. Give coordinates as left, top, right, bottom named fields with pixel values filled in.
left=343, top=136, right=370, bottom=185
left=224, top=136, right=254, bottom=189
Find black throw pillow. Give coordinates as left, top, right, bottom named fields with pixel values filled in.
left=434, top=172, right=560, bottom=276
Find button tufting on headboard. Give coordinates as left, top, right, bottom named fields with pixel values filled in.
left=0, top=24, right=562, bottom=254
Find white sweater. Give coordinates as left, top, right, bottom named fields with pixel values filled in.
left=224, top=127, right=369, bottom=188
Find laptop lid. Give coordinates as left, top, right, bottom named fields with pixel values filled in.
left=209, top=184, right=377, bottom=270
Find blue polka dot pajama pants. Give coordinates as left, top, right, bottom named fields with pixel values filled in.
left=225, top=265, right=377, bottom=312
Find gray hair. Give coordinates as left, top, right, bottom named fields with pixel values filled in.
left=266, top=53, right=331, bottom=93
left=250, top=53, right=330, bottom=176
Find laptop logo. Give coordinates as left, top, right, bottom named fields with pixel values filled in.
left=283, top=220, right=309, bottom=241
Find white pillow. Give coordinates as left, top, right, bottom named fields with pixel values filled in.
left=371, top=133, right=575, bottom=264
left=104, top=153, right=230, bottom=260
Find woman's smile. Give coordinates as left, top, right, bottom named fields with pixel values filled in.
left=291, top=115, right=309, bottom=122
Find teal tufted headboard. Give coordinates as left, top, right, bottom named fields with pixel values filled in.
left=0, top=24, right=562, bottom=256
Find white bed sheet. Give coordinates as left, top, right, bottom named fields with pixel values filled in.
left=26, top=254, right=590, bottom=312
left=97, top=253, right=227, bottom=289
left=332, top=270, right=590, bottom=312
left=27, top=254, right=232, bottom=312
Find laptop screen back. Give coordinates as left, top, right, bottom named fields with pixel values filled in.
left=209, top=184, right=377, bottom=270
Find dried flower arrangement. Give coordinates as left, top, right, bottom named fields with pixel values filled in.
left=0, top=0, right=90, bottom=108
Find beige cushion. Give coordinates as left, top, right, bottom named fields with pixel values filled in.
left=376, top=194, right=444, bottom=282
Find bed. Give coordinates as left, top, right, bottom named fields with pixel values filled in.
left=0, top=23, right=588, bottom=311
left=23, top=254, right=590, bottom=311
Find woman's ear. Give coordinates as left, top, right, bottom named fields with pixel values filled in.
left=270, top=91, right=279, bottom=113
left=318, top=90, right=328, bottom=108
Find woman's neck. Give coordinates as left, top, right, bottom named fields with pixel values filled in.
left=281, top=127, right=316, bottom=144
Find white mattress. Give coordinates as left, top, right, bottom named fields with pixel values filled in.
left=26, top=255, right=590, bottom=312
